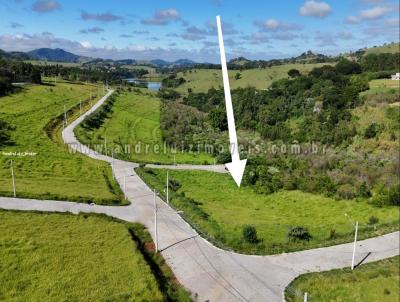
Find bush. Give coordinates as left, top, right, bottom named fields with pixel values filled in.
left=337, top=184, right=357, bottom=200
left=358, top=181, right=371, bottom=198
left=288, top=226, right=312, bottom=241
left=242, top=225, right=258, bottom=243
left=288, top=69, right=301, bottom=77
left=328, top=229, right=337, bottom=239
left=168, top=178, right=182, bottom=191
left=368, top=216, right=379, bottom=225
left=364, top=123, right=379, bottom=139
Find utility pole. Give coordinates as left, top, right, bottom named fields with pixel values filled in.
left=154, top=189, right=158, bottom=253
left=166, top=171, right=169, bottom=204
left=173, top=154, right=176, bottom=166
left=10, top=160, right=16, bottom=197
left=79, top=99, right=82, bottom=115
left=351, top=221, right=359, bottom=270
left=111, top=151, right=114, bottom=178
left=63, top=105, right=67, bottom=127
left=104, top=136, right=107, bottom=156
left=304, top=292, right=308, bottom=302
left=123, top=175, right=127, bottom=199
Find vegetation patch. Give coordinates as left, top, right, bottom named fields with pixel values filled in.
left=0, top=80, right=124, bottom=204
left=0, top=210, right=190, bottom=302
left=285, top=256, right=400, bottom=302
left=136, top=168, right=399, bottom=255
left=75, top=89, right=214, bottom=164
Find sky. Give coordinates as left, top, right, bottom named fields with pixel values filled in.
left=0, top=0, right=399, bottom=62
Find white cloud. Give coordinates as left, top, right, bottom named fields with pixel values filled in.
left=31, top=0, right=60, bottom=13
left=299, top=1, right=332, bottom=18
left=141, top=9, right=181, bottom=25
left=346, top=6, right=391, bottom=23
left=360, top=6, right=390, bottom=19
left=255, top=19, right=302, bottom=31
left=337, top=31, right=353, bottom=40
left=80, top=41, right=93, bottom=49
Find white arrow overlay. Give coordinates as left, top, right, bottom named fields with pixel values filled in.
left=216, top=15, right=247, bottom=187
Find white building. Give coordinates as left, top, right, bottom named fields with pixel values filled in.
left=391, top=73, right=400, bottom=80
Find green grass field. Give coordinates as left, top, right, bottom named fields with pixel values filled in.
left=0, top=210, right=190, bottom=302
left=364, top=43, right=399, bottom=55
left=137, top=168, right=399, bottom=254
left=175, top=63, right=331, bottom=94
left=0, top=80, right=124, bottom=204
left=285, top=256, right=400, bottom=302
left=75, top=89, right=214, bottom=164
left=361, top=79, right=399, bottom=96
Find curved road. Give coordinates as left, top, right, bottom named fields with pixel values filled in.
left=1, top=90, right=398, bottom=302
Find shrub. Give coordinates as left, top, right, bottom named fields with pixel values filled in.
left=168, top=178, right=182, bottom=191
left=358, top=181, right=371, bottom=198
left=329, top=229, right=337, bottom=239
left=288, top=226, right=312, bottom=241
left=288, top=69, right=301, bottom=77
left=337, top=184, right=357, bottom=200
left=368, top=216, right=379, bottom=225
left=364, top=123, right=379, bottom=139
left=243, top=225, right=258, bottom=244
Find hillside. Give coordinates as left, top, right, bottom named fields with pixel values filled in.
left=364, top=42, right=399, bottom=55
left=27, top=48, right=87, bottom=63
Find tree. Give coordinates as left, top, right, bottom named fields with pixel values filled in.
left=30, top=69, right=42, bottom=84
left=288, top=69, right=301, bottom=78
left=335, top=58, right=361, bottom=75
left=243, top=225, right=258, bottom=243
left=209, top=107, right=228, bottom=131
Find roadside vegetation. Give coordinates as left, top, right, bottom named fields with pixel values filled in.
left=285, top=256, right=399, bottom=302
left=136, top=168, right=399, bottom=254
left=0, top=79, right=124, bottom=204
left=0, top=210, right=190, bottom=301
left=75, top=88, right=214, bottom=164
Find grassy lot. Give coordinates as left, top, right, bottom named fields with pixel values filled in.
left=175, top=63, right=330, bottom=94
left=0, top=80, right=124, bottom=204
left=285, top=256, right=399, bottom=302
left=0, top=210, right=190, bottom=301
left=75, top=89, right=214, bottom=164
left=136, top=168, right=399, bottom=255
left=364, top=43, right=399, bottom=55
left=361, top=79, right=399, bottom=96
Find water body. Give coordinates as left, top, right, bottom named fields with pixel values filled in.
left=126, top=78, right=162, bottom=91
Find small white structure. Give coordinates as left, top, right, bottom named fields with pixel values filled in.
left=391, top=73, right=400, bottom=80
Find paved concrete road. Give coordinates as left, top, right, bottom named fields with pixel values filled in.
left=1, top=90, right=398, bottom=302
left=146, top=163, right=228, bottom=173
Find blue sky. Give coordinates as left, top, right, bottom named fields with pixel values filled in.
left=0, top=0, right=398, bottom=62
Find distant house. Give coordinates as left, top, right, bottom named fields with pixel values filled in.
left=391, top=73, right=400, bottom=80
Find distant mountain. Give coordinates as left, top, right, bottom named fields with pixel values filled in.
left=149, top=58, right=196, bottom=67
left=27, top=48, right=88, bottom=63
left=150, top=59, right=169, bottom=66
left=173, top=59, right=196, bottom=66
left=0, top=49, right=31, bottom=60
left=115, top=59, right=137, bottom=65
left=228, top=57, right=251, bottom=65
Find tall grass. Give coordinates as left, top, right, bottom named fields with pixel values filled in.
left=136, top=167, right=399, bottom=255
left=0, top=80, right=124, bottom=204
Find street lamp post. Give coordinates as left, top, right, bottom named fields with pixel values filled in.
left=154, top=189, right=158, bottom=253
left=345, top=213, right=359, bottom=270
left=10, top=160, right=16, bottom=197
